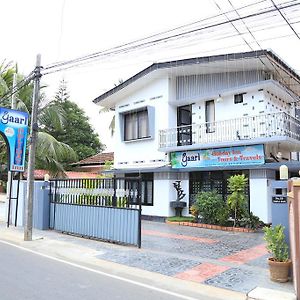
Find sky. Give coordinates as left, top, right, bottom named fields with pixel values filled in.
left=2, top=0, right=300, bottom=151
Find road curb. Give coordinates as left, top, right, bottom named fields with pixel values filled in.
left=247, top=287, right=296, bottom=300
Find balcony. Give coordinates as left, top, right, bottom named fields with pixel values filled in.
left=158, top=112, right=300, bottom=151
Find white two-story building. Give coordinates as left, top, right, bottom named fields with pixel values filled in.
left=93, top=50, right=300, bottom=223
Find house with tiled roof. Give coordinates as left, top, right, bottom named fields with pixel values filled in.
left=72, top=152, right=114, bottom=174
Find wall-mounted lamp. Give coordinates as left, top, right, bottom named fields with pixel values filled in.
left=44, top=173, right=50, bottom=182
left=216, top=94, right=223, bottom=103
left=279, top=165, right=288, bottom=180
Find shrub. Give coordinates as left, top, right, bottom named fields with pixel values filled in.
left=195, top=191, right=229, bottom=226
left=263, top=224, right=289, bottom=262
left=239, top=212, right=263, bottom=230
left=190, top=204, right=199, bottom=221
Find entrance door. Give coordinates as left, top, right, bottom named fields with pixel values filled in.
left=205, top=100, right=215, bottom=133
left=177, top=105, right=192, bottom=146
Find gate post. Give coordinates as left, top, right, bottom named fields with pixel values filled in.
left=288, top=179, right=300, bottom=299
left=112, top=175, right=117, bottom=207
left=138, top=176, right=142, bottom=248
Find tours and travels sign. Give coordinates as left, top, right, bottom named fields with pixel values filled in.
left=171, top=145, right=265, bottom=169
left=0, top=107, right=29, bottom=172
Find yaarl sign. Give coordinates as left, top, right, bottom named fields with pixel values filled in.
left=0, top=107, right=28, bottom=172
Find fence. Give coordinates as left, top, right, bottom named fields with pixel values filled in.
left=49, top=177, right=142, bottom=247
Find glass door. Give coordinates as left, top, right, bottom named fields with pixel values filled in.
left=205, top=100, right=215, bottom=133
left=177, top=105, right=192, bottom=146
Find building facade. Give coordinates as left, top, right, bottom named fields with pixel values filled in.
left=93, top=50, right=300, bottom=223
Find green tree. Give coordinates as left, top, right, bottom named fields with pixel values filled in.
left=0, top=64, right=76, bottom=176
left=47, top=80, right=104, bottom=162
left=227, top=174, right=248, bottom=227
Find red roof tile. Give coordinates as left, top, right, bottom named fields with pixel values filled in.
left=74, top=152, right=114, bottom=166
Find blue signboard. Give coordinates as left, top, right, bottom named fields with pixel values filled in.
left=0, top=107, right=29, bottom=172
left=171, top=145, right=265, bottom=169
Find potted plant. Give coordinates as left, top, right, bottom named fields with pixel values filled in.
left=170, top=180, right=186, bottom=217
left=263, top=224, right=292, bottom=282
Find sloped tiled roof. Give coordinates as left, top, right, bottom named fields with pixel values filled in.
left=74, top=152, right=114, bottom=166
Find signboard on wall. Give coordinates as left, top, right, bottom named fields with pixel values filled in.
left=171, top=145, right=264, bottom=169
left=0, top=107, right=29, bottom=172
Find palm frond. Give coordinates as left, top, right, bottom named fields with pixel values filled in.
left=39, top=104, right=66, bottom=131
left=37, top=132, right=77, bottom=163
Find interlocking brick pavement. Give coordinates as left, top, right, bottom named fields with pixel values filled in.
left=96, top=221, right=294, bottom=294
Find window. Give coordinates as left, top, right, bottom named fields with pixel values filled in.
left=125, top=173, right=153, bottom=206
left=234, top=93, right=244, bottom=104
left=124, top=109, right=149, bottom=141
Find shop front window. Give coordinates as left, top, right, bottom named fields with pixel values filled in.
left=189, top=170, right=249, bottom=210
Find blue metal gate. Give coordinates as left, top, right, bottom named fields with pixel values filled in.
left=49, top=177, right=142, bottom=247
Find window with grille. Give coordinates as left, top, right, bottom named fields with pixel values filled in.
left=124, top=109, right=149, bottom=141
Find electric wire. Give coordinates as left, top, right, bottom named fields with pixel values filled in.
left=230, top=1, right=299, bottom=101
left=43, top=0, right=269, bottom=71
left=43, top=4, right=300, bottom=75
left=0, top=72, right=35, bottom=102
left=42, top=1, right=300, bottom=75
left=269, top=0, right=300, bottom=40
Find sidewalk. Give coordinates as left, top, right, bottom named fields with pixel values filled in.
left=0, top=193, right=7, bottom=222
left=0, top=220, right=296, bottom=300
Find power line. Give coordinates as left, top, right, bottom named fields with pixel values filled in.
left=214, top=0, right=255, bottom=51
left=43, top=4, right=300, bottom=76
left=269, top=0, right=300, bottom=40
left=44, top=0, right=269, bottom=71
left=0, top=72, right=34, bottom=102
left=42, top=1, right=300, bottom=75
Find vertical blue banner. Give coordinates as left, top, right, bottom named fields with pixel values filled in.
left=0, top=107, right=29, bottom=172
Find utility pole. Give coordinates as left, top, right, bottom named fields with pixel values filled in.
left=24, top=55, right=42, bottom=241
left=6, top=73, right=17, bottom=227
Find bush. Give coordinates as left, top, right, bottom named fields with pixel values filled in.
left=195, top=191, right=229, bottom=226
left=239, top=212, right=263, bottom=230
left=190, top=204, right=199, bottom=221
left=263, top=224, right=289, bottom=262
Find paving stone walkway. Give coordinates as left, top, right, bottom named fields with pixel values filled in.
left=93, top=221, right=294, bottom=294
left=0, top=201, right=295, bottom=296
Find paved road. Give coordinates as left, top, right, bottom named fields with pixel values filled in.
left=0, top=241, right=213, bottom=300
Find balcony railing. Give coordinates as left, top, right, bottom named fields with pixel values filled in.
left=159, top=112, right=300, bottom=150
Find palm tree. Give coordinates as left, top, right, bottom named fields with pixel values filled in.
left=99, top=107, right=115, bottom=136
left=98, top=79, right=123, bottom=136
left=0, top=63, right=76, bottom=177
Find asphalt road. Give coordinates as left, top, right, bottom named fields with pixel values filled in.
left=0, top=241, right=201, bottom=300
